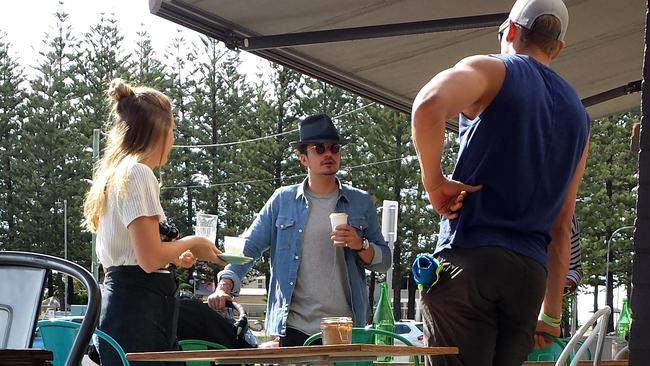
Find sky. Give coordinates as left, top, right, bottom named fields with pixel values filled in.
left=0, top=0, right=266, bottom=76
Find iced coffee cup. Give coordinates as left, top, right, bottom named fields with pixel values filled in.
left=320, top=317, right=352, bottom=345
left=329, top=212, right=348, bottom=244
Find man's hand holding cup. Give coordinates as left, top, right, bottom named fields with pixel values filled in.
left=330, top=212, right=362, bottom=250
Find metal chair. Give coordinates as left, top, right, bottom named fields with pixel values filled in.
left=0, top=251, right=100, bottom=366
left=613, top=344, right=629, bottom=360
left=38, top=319, right=129, bottom=366
left=555, top=306, right=611, bottom=366
left=304, top=327, right=420, bottom=366
left=178, top=339, right=227, bottom=366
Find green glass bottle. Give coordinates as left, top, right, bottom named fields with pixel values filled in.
left=616, top=298, right=631, bottom=339
left=373, top=282, right=395, bottom=362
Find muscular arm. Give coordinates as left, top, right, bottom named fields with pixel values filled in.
left=411, top=56, right=503, bottom=215
left=535, top=141, right=590, bottom=345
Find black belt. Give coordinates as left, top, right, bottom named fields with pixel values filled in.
left=105, top=264, right=176, bottom=273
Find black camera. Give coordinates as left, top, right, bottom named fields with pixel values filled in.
left=159, top=222, right=179, bottom=242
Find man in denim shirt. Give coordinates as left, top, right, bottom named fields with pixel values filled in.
left=208, top=114, right=391, bottom=346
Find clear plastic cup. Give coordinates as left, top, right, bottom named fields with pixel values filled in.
left=196, top=213, right=218, bottom=228
left=195, top=225, right=217, bottom=243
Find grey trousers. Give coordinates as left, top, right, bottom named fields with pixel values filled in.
left=421, top=246, right=546, bottom=366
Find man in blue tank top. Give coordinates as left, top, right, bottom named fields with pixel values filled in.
left=411, top=0, right=590, bottom=365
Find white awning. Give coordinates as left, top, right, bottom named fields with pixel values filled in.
left=150, top=0, right=643, bottom=128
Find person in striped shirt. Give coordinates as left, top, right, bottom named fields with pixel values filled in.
left=564, top=214, right=583, bottom=295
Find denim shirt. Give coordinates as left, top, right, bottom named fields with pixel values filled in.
left=218, top=178, right=391, bottom=336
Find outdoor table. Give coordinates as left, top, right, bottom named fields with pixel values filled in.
left=523, top=361, right=628, bottom=366
left=126, top=344, right=458, bottom=365
left=0, top=349, right=53, bottom=366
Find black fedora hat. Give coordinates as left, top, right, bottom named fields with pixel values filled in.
left=289, top=114, right=350, bottom=148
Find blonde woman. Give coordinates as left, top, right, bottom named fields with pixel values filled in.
left=83, top=79, right=225, bottom=365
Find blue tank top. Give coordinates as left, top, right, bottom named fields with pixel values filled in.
left=435, top=54, right=590, bottom=268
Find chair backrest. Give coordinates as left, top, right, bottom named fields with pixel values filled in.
left=38, top=320, right=129, bottom=366
left=0, top=265, right=47, bottom=348
left=178, top=339, right=228, bottom=366
left=613, top=344, right=629, bottom=360
left=0, top=251, right=101, bottom=366
left=556, top=306, right=611, bottom=366
left=303, top=327, right=420, bottom=366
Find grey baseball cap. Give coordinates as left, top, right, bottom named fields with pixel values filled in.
left=507, top=0, right=569, bottom=41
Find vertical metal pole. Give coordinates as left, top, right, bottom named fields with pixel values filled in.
left=91, top=129, right=100, bottom=281
left=629, top=1, right=650, bottom=363
left=381, top=200, right=399, bottom=318
left=630, top=1, right=650, bottom=363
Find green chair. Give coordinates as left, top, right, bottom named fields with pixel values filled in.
left=37, top=319, right=129, bottom=366
left=528, top=336, right=569, bottom=362
left=303, top=327, right=420, bottom=366
left=527, top=333, right=591, bottom=365
left=179, top=339, right=241, bottom=366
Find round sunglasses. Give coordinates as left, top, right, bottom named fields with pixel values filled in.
left=307, top=143, right=342, bottom=154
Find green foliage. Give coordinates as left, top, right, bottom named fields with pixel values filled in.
left=19, top=11, right=84, bottom=263
left=0, top=32, right=27, bottom=250
left=575, top=113, right=637, bottom=312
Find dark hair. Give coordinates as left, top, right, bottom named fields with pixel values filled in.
left=519, top=15, right=562, bottom=55
left=297, top=144, right=309, bottom=154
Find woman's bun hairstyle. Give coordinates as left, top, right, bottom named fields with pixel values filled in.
left=107, top=78, right=135, bottom=103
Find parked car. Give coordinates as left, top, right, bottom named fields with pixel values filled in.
left=393, top=320, right=424, bottom=363
left=394, top=320, right=424, bottom=347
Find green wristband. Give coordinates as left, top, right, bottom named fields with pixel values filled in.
left=540, top=313, right=561, bottom=327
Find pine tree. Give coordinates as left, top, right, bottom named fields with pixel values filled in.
left=20, top=10, right=85, bottom=307
left=186, top=37, right=227, bottom=232
left=354, top=105, right=412, bottom=319
left=0, top=33, right=27, bottom=250
left=130, top=27, right=169, bottom=89
left=21, top=11, right=80, bottom=256
left=576, top=113, right=638, bottom=331
left=159, top=32, right=200, bottom=236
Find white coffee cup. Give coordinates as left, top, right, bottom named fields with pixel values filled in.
left=329, top=212, right=348, bottom=244
left=223, top=236, right=246, bottom=256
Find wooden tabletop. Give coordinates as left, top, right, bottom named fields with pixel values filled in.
left=0, top=350, right=53, bottom=366
left=126, top=344, right=458, bottom=364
